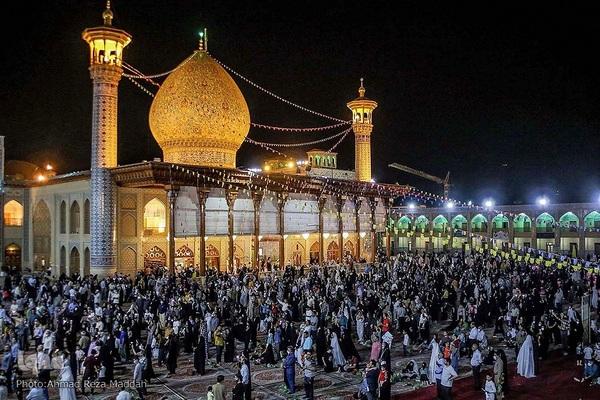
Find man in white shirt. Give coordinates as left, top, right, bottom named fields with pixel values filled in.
left=470, top=343, right=483, bottom=390
left=440, top=357, right=458, bottom=400
left=467, top=322, right=478, bottom=357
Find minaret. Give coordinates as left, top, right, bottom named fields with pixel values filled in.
left=347, top=78, right=377, bottom=182
left=82, top=1, right=131, bottom=277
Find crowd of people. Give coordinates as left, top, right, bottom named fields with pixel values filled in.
left=0, top=248, right=598, bottom=400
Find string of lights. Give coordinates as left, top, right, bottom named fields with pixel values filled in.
left=250, top=121, right=351, bottom=132
left=247, top=127, right=351, bottom=147
left=120, top=56, right=600, bottom=243
left=215, top=58, right=347, bottom=123
left=168, top=164, right=598, bottom=272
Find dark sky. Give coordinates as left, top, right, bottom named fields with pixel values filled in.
left=2, top=1, right=599, bottom=206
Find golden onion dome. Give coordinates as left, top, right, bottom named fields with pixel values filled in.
left=149, top=48, right=250, bottom=168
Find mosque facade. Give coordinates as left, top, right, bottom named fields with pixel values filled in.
left=1, top=4, right=600, bottom=277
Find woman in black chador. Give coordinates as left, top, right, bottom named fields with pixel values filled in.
left=194, top=333, right=206, bottom=375
left=166, top=333, right=179, bottom=376
left=224, top=327, right=236, bottom=363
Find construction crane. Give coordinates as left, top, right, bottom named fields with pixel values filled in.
left=389, top=163, right=451, bottom=198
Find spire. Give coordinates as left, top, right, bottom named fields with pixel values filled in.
left=358, top=77, right=365, bottom=98
left=102, top=1, right=113, bottom=26
left=199, top=28, right=208, bottom=51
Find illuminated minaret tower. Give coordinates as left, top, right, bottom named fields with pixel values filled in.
left=347, top=78, right=377, bottom=182
left=82, top=1, right=131, bottom=276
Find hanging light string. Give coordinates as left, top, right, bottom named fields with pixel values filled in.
left=243, top=138, right=291, bottom=158
left=214, top=58, right=347, bottom=123
left=250, top=120, right=351, bottom=133
left=247, top=126, right=351, bottom=148
left=122, top=53, right=195, bottom=80
left=327, top=127, right=353, bottom=153
left=170, top=163, right=598, bottom=271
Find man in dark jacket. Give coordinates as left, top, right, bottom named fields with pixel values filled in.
left=364, top=359, right=380, bottom=400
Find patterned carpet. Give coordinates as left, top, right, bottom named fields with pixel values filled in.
left=17, top=322, right=594, bottom=400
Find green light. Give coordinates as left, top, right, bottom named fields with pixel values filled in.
left=199, top=31, right=204, bottom=38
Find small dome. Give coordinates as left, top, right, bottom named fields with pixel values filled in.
left=149, top=50, right=250, bottom=168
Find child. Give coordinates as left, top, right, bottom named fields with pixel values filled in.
left=418, top=362, right=429, bottom=386
left=576, top=342, right=584, bottom=366
left=207, top=385, right=214, bottom=400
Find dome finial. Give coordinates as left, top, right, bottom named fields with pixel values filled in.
left=102, top=1, right=114, bottom=26
left=199, top=28, right=208, bottom=51
left=358, top=78, right=365, bottom=98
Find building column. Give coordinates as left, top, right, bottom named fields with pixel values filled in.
left=318, top=196, right=327, bottom=265
left=369, top=198, right=378, bottom=263
left=384, top=198, right=392, bottom=258
left=196, top=188, right=209, bottom=276
left=467, top=210, right=473, bottom=251
left=252, top=191, right=264, bottom=269
left=531, top=215, right=537, bottom=250
left=336, top=196, right=345, bottom=262
left=508, top=215, right=515, bottom=250
left=355, top=197, right=362, bottom=262
left=555, top=218, right=561, bottom=253
left=226, top=190, right=238, bottom=273
left=166, top=185, right=180, bottom=275
left=410, top=216, right=417, bottom=253
left=278, top=194, right=288, bottom=267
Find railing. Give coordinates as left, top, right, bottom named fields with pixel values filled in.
left=514, top=227, right=532, bottom=233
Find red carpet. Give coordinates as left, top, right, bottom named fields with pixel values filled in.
left=396, top=353, right=598, bottom=400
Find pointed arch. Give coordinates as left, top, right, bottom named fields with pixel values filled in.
left=144, top=245, right=166, bottom=271
left=415, top=215, right=430, bottom=231
left=60, top=200, right=67, bottom=234
left=327, top=241, right=339, bottom=262
left=70, top=201, right=80, bottom=234
left=70, top=246, right=80, bottom=276
left=3, top=199, right=23, bottom=226
left=536, top=212, right=555, bottom=233
left=144, top=198, right=166, bottom=235
left=343, top=240, right=355, bottom=257
left=121, top=246, right=138, bottom=278
left=84, top=247, right=91, bottom=276
left=309, top=241, right=319, bottom=264
left=33, top=200, right=51, bottom=271
left=513, top=213, right=532, bottom=233
left=121, top=213, right=137, bottom=237
left=83, top=199, right=91, bottom=234
left=60, top=246, right=67, bottom=275
left=205, top=244, right=221, bottom=271
left=452, top=215, right=468, bottom=231
left=4, top=243, right=21, bottom=269
left=398, top=216, right=412, bottom=230
left=432, top=215, right=448, bottom=234
left=492, top=214, right=509, bottom=229
left=584, top=211, right=600, bottom=229
left=176, top=244, right=195, bottom=269
left=559, top=212, right=579, bottom=232
left=471, top=214, right=488, bottom=232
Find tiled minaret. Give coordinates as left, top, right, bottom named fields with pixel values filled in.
left=82, top=1, right=131, bottom=276
left=347, top=79, right=378, bottom=182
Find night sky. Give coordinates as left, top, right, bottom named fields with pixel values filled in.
left=2, top=1, right=599, bottom=206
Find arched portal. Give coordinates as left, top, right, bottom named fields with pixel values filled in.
left=205, top=244, right=220, bottom=271
left=175, top=245, right=194, bottom=270
left=5, top=243, right=21, bottom=270
left=327, top=241, right=339, bottom=262
left=144, top=245, right=166, bottom=274
left=309, top=241, right=320, bottom=264
left=70, top=247, right=80, bottom=277
left=343, top=240, right=355, bottom=257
